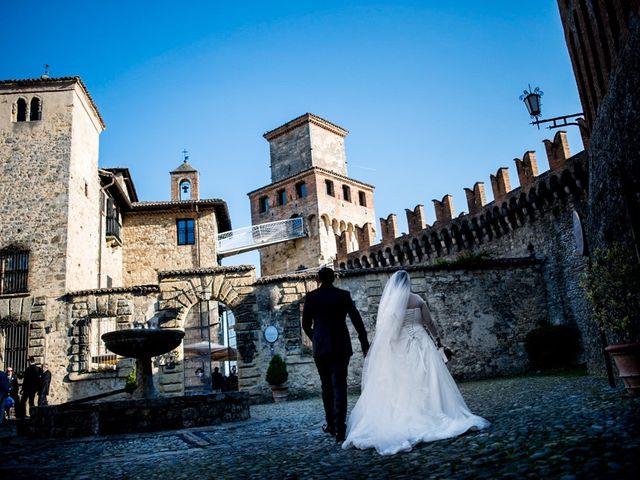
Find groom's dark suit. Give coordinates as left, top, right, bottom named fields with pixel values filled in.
left=302, top=272, right=369, bottom=442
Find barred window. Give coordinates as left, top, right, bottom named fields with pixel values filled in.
left=177, top=218, right=195, bottom=245
left=90, top=317, right=117, bottom=368
left=0, top=249, right=29, bottom=295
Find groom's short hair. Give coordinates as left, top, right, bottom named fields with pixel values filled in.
left=318, top=267, right=335, bottom=285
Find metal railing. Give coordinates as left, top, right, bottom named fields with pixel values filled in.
left=217, top=217, right=306, bottom=257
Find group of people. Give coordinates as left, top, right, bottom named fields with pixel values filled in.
left=195, top=365, right=238, bottom=392
left=302, top=268, right=489, bottom=455
left=0, top=356, right=51, bottom=423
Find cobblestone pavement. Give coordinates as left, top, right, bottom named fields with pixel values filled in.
left=1, top=374, right=638, bottom=479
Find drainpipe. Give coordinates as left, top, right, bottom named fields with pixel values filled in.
left=98, top=172, right=116, bottom=288
left=195, top=204, right=201, bottom=268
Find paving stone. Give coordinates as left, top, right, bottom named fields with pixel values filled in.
left=0, top=375, right=638, bottom=479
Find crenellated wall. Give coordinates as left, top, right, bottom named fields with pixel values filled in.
left=335, top=132, right=601, bottom=373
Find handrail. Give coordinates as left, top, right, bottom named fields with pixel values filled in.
left=217, top=217, right=306, bottom=257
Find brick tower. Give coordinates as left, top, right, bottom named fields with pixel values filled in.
left=248, top=113, right=376, bottom=276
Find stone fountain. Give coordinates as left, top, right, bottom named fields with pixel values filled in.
left=101, top=328, right=184, bottom=398
left=24, top=320, right=250, bottom=439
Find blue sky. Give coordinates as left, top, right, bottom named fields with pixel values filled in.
left=2, top=1, right=583, bottom=272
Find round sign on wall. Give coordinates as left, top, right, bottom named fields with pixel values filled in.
left=264, top=325, right=279, bottom=343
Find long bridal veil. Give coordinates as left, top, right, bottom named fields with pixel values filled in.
left=343, top=270, right=489, bottom=455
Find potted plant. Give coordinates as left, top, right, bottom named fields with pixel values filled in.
left=266, top=354, right=289, bottom=402
left=583, top=243, right=640, bottom=394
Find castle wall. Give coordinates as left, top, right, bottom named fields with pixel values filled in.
left=122, top=209, right=218, bottom=286
left=247, top=262, right=548, bottom=402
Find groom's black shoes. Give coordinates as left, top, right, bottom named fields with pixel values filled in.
left=335, top=424, right=346, bottom=442
left=322, top=423, right=336, bottom=436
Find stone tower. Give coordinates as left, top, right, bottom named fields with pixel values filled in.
left=170, top=159, right=200, bottom=201
left=0, top=76, right=105, bottom=295
left=248, top=113, right=376, bottom=276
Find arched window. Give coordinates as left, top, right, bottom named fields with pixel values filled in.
left=295, top=181, right=307, bottom=199
left=30, top=97, right=42, bottom=121
left=342, top=185, right=351, bottom=202
left=15, top=98, right=27, bottom=122
left=179, top=180, right=191, bottom=200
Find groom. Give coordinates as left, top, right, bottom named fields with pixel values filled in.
left=302, top=267, right=369, bottom=442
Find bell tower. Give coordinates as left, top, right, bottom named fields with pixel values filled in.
left=170, top=153, right=199, bottom=201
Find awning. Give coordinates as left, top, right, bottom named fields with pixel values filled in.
left=183, top=341, right=238, bottom=361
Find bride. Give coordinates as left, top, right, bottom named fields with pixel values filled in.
left=342, top=270, right=489, bottom=455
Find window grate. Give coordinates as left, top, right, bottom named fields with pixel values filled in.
left=0, top=249, right=29, bottom=295
left=2, top=322, right=29, bottom=374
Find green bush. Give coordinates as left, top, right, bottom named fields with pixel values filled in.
left=125, top=366, right=137, bottom=392
left=525, top=323, right=580, bottom=370
left=582, top=244, right=640, bottom=343
left=266, top=354, right=288, bottom=386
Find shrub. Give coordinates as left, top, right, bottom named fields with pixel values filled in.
left=266, top=354, right=288, bottom=386
left=582, top=244, right=640, bottom=344
left=125, top=366, right=137, bottom=392
left=525, top=323, right=580, bottom=370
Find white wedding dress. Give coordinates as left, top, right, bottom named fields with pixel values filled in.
left=342, top=272, right=489, bottom=456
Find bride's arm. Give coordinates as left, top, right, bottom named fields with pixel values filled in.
left=420, top=300, right=440, bottom=345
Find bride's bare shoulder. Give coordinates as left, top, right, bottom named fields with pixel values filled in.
left=406, top=293, right=425, bottom=308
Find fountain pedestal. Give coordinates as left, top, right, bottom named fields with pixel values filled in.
left=101, top=328, right=185, bottom=399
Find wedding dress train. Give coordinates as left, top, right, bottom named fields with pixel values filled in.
left=342, top=273, right=489, bottom=455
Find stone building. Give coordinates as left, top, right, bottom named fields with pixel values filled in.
left=557, top=1, right=640, bottom=261
left=0, top=76, right=233, bottom=402
left=248, top=113, right=376, bottom=276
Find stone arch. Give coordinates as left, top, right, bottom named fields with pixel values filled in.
left=307, top=214, right=317, bottom=237
left=30, top=96, right=42, bottom=121
left=158, top=267, right=258, bottom=367
left=15, top=97, right=27, bottom=122
left=441, top=228, right=453, bottom=254
left=431, top=231, right=442, bottom=256
left=369, top=253, right=378, bottom=268
left=376, top=250, right=386, bottom=267
left=450, top=225, right=463, bottom=251
left=411, top=238, right=423, bottom=262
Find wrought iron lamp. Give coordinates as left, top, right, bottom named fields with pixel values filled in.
left=520, top=84, right=588, bottom=133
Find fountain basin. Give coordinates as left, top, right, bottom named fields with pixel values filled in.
left=102, top=328, right=184, bottom=358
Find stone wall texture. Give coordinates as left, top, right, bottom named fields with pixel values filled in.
left=123, top=209, right=218, bottom=286
left=243, top=261, right=549, bottom=402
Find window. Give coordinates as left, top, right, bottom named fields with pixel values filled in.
left=105, top=198, right=121, bottom=242
left=2, top=322, right=28, bottom=374
left=259, top=196, right=269, bottom=213
left=325, top=180, right=334, bottom=197
left=342, top=185, right=351, bottom=202
left=277, top=189, right=287, bottom=206
left=90, top=317, right=117, bottom=368
left=180, top=180, right=191, bottom=200
left=29, top=97, right=42, bottom=121
left=177, top=219, right=195, bottom=245
left=16, top=98, right=27, bottom=122
left=0, top=249, right=29, bottom=295
left=296, top=181, right=308, bottom=199
left=358, top=191, right=367, bottom=207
